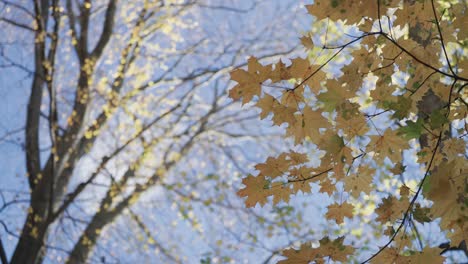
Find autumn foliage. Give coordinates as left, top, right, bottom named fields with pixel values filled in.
left=230, top=0, right=467, bottom=263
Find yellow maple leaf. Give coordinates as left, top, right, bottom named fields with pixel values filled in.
left=317, top=79, right=354, bottom=112
left=286, top=106, right=330, bottom=145
left=336, top=113, right=369, bottom=139
left=426, top=158, right=468, bottom=244
left=255, top=93, right=279, bottom=119
left=288, top=151, right=309, bottom=164
left=271, top=104, right=297, bottom=126
left=279, top=243, right=320, bottom=264
left=370, top=247, right=400, bottom=264
left=279, top=237, right=355, bottom=264
left=281, top=86, right=304, bottom=108
left=441, top=138, right=467, bottom=161
left=229, top=57, right=271, bottom=104
left=319, top=178, right=335, bottom=195
left=375, top=196, right=409, bottom=224
left=316, top=236, right=355, bottom=262
left=368, top=246, right=445, bottom=264
left=398, top=247, right=445, bottom=264
left=237, top=174, right=271, bottom=208
left=255, top=153, right=290, bottom=179
left=394, top=1, right=434, bottom=28
left=271, top=183, right=292, bottom=205
left=270, top=59, right=292, bottom=82
left=368, top=129, right=409, bottom=164
left=326, top=202, right=354, bottom=224
left=320, top=132, right=353, bottom=176
left=288, top=57, right=325, bottom=94
left=292, top=180, right=312, bottom=194
left=306, top=0, right=381, bottom=24
left=343, top=166, right=375, bottom=198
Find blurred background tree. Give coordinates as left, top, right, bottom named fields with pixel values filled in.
left=0, top=0, right=315, bottom=263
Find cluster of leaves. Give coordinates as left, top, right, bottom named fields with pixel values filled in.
left=230, top=0, right=467, bottom=263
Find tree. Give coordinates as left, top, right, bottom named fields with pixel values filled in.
left=230, top=0, right=467, bottom=263
left=0, top=1, right=310, bottom=263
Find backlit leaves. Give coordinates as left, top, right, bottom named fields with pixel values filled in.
left=230, top=0, right=467, bottom=262
left=375, top=196, right=409, bottom=224
left=286, top=106, right=329, bottom=145
left=237, top=174, right=271, bottom=208
left=279, top=237, right=355, bottom=264
left=326, top=202, right=354, bottom=224
left=368, top=129, right=409, bottom=163
left=229, top=56, right=272, bottom=104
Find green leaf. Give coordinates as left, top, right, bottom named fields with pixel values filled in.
left=317, top=90, right=341, bottom=112
left=398, top=119, right=423, bottom=140
left=413, top=205, right=432, bottom=223
left=422, top=174, right=432, bottom=195
left=429, top=109, right=448, bottom=129
left=384, top=96, right=412, bottom=119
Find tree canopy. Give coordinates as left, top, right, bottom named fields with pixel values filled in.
left=230, top=0, right=467, bottom=263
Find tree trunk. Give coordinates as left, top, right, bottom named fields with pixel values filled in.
left=66, top=210, right=118, bottom=264
left=9, top=177, right=52, bottom=264
left=9, top=211, right=47, bottom=264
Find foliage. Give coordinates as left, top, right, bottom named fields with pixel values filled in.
left=230, top=0, right=467, bottom=263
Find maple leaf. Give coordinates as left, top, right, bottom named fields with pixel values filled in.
left=370, top=84, right=397, bottom=102
left=300, top=35, right=314, bottom=50
left=271, top=104, right=297, bottom=126
left=281, top=86, right=305, bottom=108
left=319, top=178, right=335, bottom=196
left=288, top=57, right=325, bottom=94
left=394, top=1, right=435, bottom=28
left=336, top=112, right=369, bottom=139
left=255, top=93, right=279, bottom=119
left=320, top=132, right=353, bottom=174
left=316, top=236, right=355, bottom=262
left=370, top=247, right=401, bottom=264
left=289, top=166, right=314, bottom=181
left=417, top=89, right=446, bottom=119
left=286, top=106, right=330, bottom=145
left=397, top=119, right=424, bottom=140
left=326, top=202, right=354, bottom=224
left=370, top=245, right=446, bottom=264
left=397, top=247, right=445, bottom=264
left=399, top=185, right=410, bottom=197
left=343, top=166, right=375, bottom=198
left=375, top=196, right=409, bottom=224
left=306, top=0, right=381, bottom=24
left=291, top=181, right=312, bottom=194
left=351, top=46, right=382, bottom=73
left=368, top=129, right=409, bottom=164
left=237, top=174, right=271, bottom=208
left=412, top=204, right=431, bottom=223
left=229, top=57, right=271, bottom=104
left=280, top=237, right=355, bottom=264
left=270, top=59, right=292, bottom=82
left=340, top=63, right=366, bottom=94
left=441, top=138, right=467, bottom=161
left=424, top=158, right=468, bottom=244
left=255, top=153, right=290, bottom=179
left=288, top=151, right=309, bottom=164
left=317, top=80, right=353, bottom=112
left=278, top=243, right=320, bottom=264
left=384, top=95, right=412, bottom=119
left=271, top=183, right=292, bottom=205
